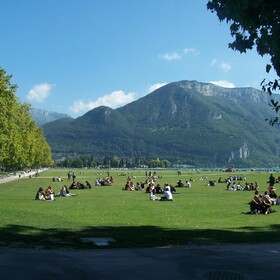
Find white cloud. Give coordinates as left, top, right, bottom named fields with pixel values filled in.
left=220, top=62, right=231, bottom=72
left=27, top=83, right=54, bottom=102
left=183, top=47, right=199, bottom=56
left=69, top=90, right=136, bottom=114
left=160, top=52, right=181, bottom=61
left=210, top=58, right=218, bottom=66
left=148, top=83, right=167, bottom=93
left=210, top=59, right=231, bottom=72
left=160, top=47, right=199, bottom=61
left=209, top=80, right=236, bottom=88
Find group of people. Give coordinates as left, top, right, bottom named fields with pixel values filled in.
left=146, top=182, right=178, bottom=194
left=123, top=181, right=137, bottom=190
left=223, top=174, right=259, bottom=191
left=227, top=181, right=259, bottom=191
left=95, top=177, right=114, bottom=186
left=67, top=171, right=77, bottom=181
left=149, top=184, right=174, bottom=201
left=69, top=180, right=92, bottom=189
left=248, top=174, right=280, bottom=214
left=122, top=175, right=155, bottom=191
left=122, top=175, right=180, bottom=202
left=249, top=186, right=279, bottom=214
left=175, top=179, right=192, bottom=188
left=218, top=175, right=246, bottom=183
left=35, top=171, right=280, bottom=209
left=35, top=185, right=78, bottom=201
left=52, top=176, right=63, bottom=182
left=35, top=186, right=56, bottom=201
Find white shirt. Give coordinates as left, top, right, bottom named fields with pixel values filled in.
left=164, top=190, right=173, bottom=200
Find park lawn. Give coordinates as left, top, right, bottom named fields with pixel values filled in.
left=0, top=168, right=279, bottom=249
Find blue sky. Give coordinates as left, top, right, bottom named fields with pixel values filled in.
left=0, top=0, right=276, bottom=117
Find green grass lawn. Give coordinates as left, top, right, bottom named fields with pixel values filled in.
left=0, top=168, right=279, bottom=249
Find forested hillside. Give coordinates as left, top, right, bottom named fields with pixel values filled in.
left=43, top=80, right=280, bottom=167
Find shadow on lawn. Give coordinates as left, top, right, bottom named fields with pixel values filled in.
left=1, top=223, right=280, bottom=249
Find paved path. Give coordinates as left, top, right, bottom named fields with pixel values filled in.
left=1, top=243, right=280, bottom=279
left=0, top=169, right=47, bottom=184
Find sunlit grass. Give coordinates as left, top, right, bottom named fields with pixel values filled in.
left=0, top=168, right=279, bottom=248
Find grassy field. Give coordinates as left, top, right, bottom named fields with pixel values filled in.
left=0, top=168, right=279, bottom=249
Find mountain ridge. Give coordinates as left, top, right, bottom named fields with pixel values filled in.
left=31, top=108, right=72, bottom=125
left=42, top=80, right=280, bottom=167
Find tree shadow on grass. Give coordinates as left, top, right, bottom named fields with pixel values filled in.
left=1, top=223, right=280, bottom=249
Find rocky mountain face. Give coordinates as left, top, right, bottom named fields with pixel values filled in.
left=31, top=108, right=71, bottom=125
left=42, top=80, right=280, bottom=167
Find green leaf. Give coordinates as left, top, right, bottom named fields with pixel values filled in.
left=266, top=64, right=272, bottom=73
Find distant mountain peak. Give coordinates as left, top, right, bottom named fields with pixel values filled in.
left=31, top=108, right=72, bottom=125
left=42, top=80, right=280, bottom=167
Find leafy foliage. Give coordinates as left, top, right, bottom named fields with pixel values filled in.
left=207, top=1, right=280, bottom=75
left=0, top=67, right=52, bottom=169
left=207, top=0, right=280, bottom=124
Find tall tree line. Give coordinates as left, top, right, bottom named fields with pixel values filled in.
left=0, top=67, right=52, bottom=170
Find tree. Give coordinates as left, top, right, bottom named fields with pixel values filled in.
left=0, top=67, right=52, bottom=169
left=207, top=1, right=280, bottom=124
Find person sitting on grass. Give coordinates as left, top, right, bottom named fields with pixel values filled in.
left=102, top=177, right=113, bottom=186
left=45, top=186, right=55, bottom=201
left=170, top=184, right=179, bottom=194
left=135, top=182, right=144, bottom=190
left=146, top=182, right=154, bottom=193
left=69, top=181, right=77, bottom=189
left=77, top=182, right=87, bottom=189
left=35, top=187, right=45, bottom=201
left=149, top=189, right=161, bottom=201
left=95, top=178, right=101, bottom=186
left=161, top=185, right=173, bottom=201
left=249, top=190, right=262, bottom=214
left=268, top=186, right=277, bottom=205
left=208, top=180, right=216, bottom=187
left=236, top=182, right=243, bottom=190
left=57, top=185, right=77, bottom=197
left=261, top=191, right=272, bottom=214
left=123, top=181, right=135, bottom=191
left=129, top=181, right=135, bottom=190
left=176, top=179, right=184, bottom=188
left=155, top=183, right=163, bottom=194
left=109, top=176, right=114, bottom=184
left=85, top=181, right=92, bottom=189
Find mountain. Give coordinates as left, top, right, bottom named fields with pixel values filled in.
left=31, top=108, right=72, bottom=125
left=42, top=80, right=280, bottom=167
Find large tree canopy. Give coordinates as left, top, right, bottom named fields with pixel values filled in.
left=0, top=67, right=52, bottom=169
left=207, top=0, right=280, bottom=75
left=207, top=0, right=280, bottom=124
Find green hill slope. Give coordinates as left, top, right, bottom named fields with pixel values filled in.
left=43, top=80, right=280, bottom=167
